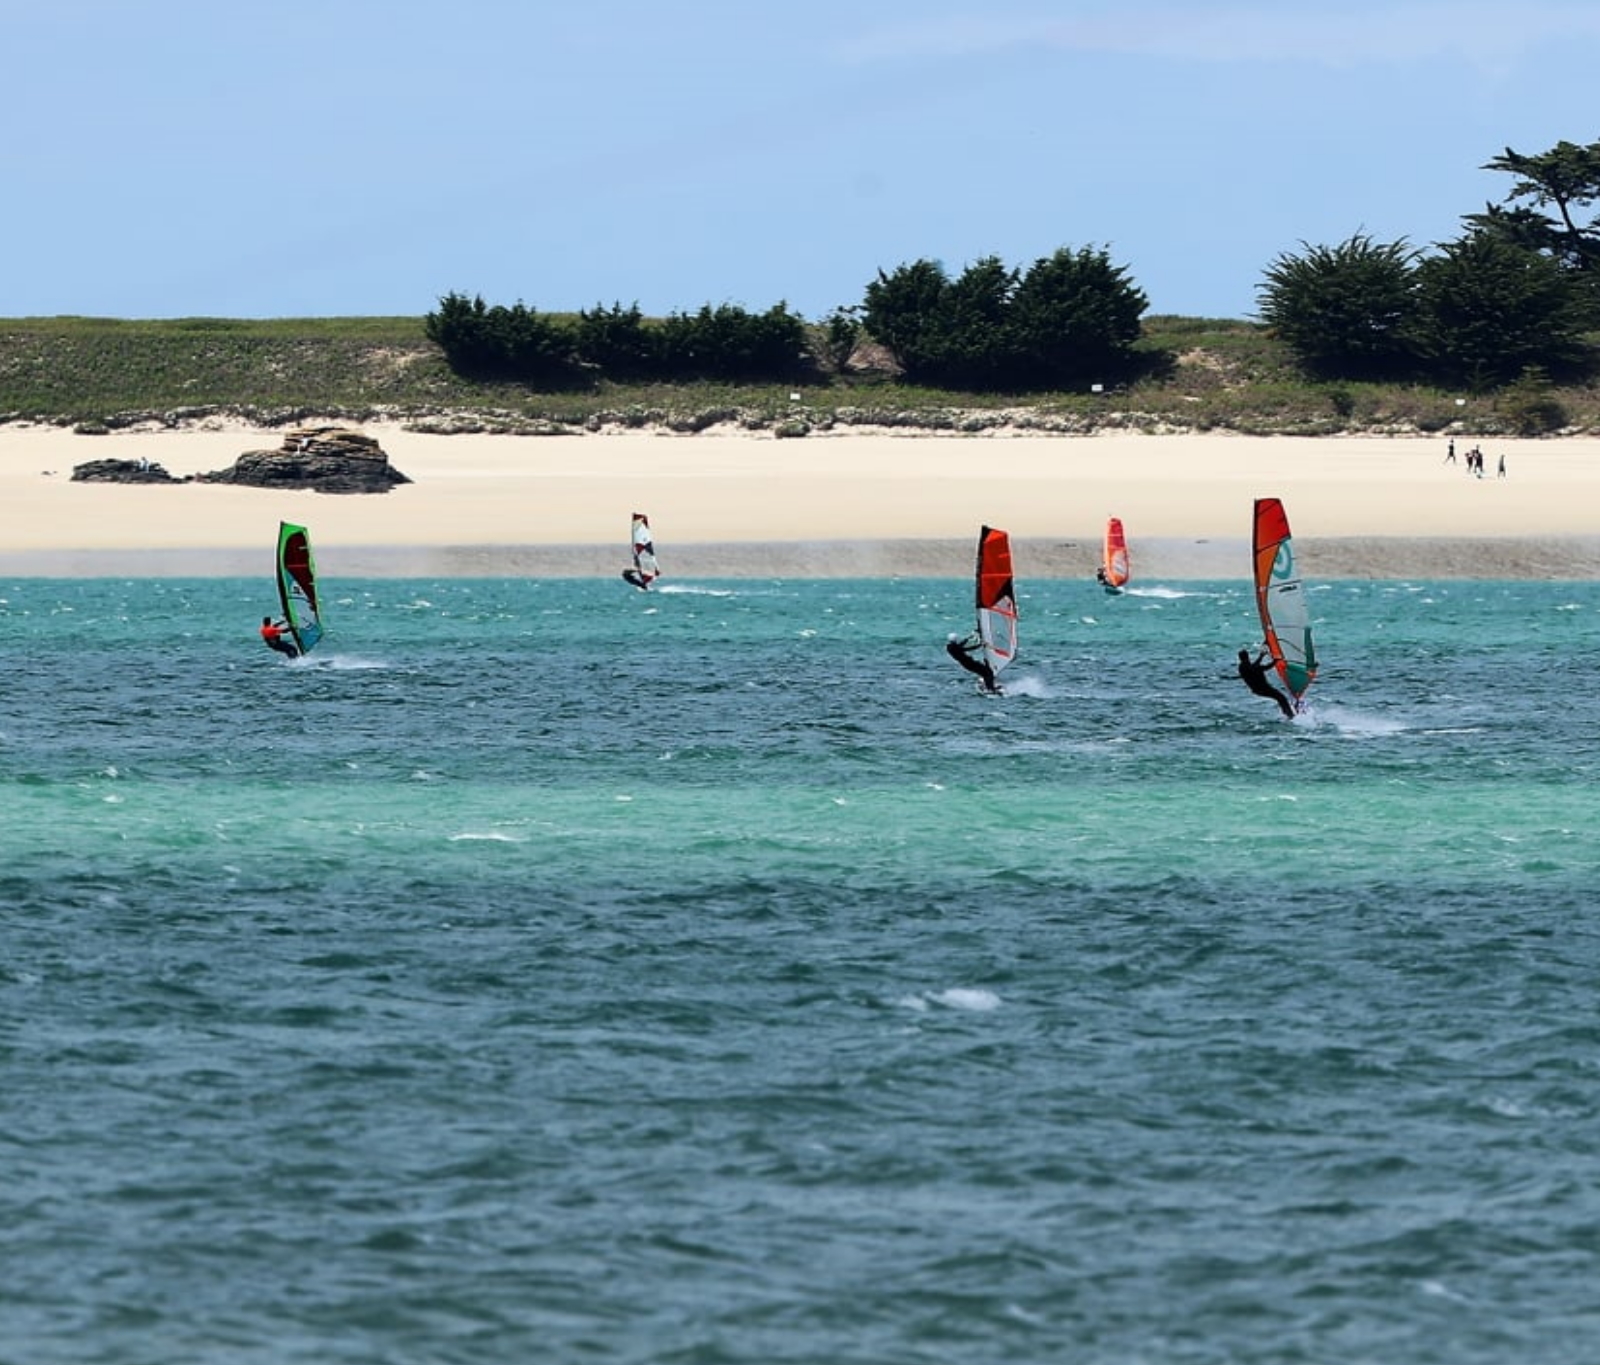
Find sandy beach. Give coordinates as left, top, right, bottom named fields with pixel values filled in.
left=2, top=423, right=1597, bottom=578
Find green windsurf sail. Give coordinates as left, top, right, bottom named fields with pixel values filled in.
left=276, top=521, right=325, bottom=655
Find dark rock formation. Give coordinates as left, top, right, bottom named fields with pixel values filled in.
left=71, top=458, right=185, bottom=484
left=199, top=426, right=410, bottom=494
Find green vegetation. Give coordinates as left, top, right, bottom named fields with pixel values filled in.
left=0, top=315, right=455, bottom=423
left=1255, top=137, right=1600, bottom=391
left=425, top=293, right=815, bottom=387
left=424, top=247, right=1149, bottom=395
left=1257, top=235, right=1420, bottom=380
left=1258, top=229, right=1594, bottom=390
left=4, top=312, right=1600, bottom=437
left=860, top=247, right=1147, bottom=391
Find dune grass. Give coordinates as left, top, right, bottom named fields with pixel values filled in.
left=2, top=313, right=1596, bottom=437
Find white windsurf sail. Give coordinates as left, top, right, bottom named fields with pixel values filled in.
left=622, top=512, right=660, bottom=590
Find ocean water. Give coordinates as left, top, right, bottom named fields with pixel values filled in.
left=3, top=573, right=1598, bottom=1365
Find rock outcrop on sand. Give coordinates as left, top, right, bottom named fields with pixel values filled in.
left=198, top=427, right=410, bottom=494
left=71, top=458, right=185, bottom=484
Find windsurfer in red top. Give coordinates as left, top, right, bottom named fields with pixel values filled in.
left=261, top=616, right=299, bottom=660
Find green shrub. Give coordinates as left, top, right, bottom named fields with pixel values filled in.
left=1499, top=367, right=1569, bottom=434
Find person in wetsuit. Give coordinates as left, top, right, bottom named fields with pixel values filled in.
left=1237, top=648, right=1294, bottom=718
left=261, top=616, right=299, bottom=659
left=946, top=633, right=1000, bottom=694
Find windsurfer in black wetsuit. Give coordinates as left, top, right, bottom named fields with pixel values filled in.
left=261, top=616, right=299, bottom=659
left=1237, top=648, right=1294, bottom=718
left=947, top=633, right=1001, bottom=694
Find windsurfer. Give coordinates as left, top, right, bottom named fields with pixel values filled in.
left=947, top=633, right=1001, bottom=694
left=1237, top=648, right=1294, bottom=719
left=261, top=616, right=299, bottom=660
left=621, top=568, right=650, bottom=591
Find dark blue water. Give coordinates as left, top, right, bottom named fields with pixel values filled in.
left=3, top=576, right=1597, bottom=1363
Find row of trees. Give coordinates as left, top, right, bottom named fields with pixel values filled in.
left=426, top=246, right=1149, bottom=392
left=428, top=136, right=1600, bottom=394
left=1258, top=231, right=1591, bottom=388
left=424, top=293, right=813, bottom=385
left=1259, top=140, right=1600, bottom=389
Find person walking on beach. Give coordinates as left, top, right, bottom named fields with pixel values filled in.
left=1497, top=454, right=1507, bottom=478
left=947, top=633, right=1000, bottom=694
left=1445, top=438, right=1456, bottom=465
left=260, top=616, right=299, bottom=659
left=1237, top=648, right=1294, bottom=719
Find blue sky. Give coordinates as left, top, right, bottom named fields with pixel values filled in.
left=7, top=0, right=1599, bottom=322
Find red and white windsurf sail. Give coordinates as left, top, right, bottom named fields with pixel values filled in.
left=974, top=524, right=1019, bottom=682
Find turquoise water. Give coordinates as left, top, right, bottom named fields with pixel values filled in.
left=3, top=575, right=1598, bottom=1364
